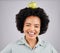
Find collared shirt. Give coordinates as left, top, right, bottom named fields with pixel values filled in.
left=0, top=36, right=57, bottom=53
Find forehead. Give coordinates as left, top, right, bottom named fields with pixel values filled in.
left=24, top=16, right=41, bottom=24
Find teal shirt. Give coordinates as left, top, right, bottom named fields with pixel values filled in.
left=0, top=36, right=57, bottom=53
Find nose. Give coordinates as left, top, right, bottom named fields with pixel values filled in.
left=30, top=25, right=34, bottom=31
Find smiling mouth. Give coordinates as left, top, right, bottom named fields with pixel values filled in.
left=28, top=32, right=35, bottom=37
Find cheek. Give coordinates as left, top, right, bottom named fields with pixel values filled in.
left=23, top=26, right=28, bottom=32
left=23, top=26, right=25, bottom=33
left=36, top=28, right=40, bottom=33
left=37, top=29, right=40, bottom=33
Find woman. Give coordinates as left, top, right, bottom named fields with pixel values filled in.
left=1, top=2, right=57, bottom=53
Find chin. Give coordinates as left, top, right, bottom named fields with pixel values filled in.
left=27, top=35, right=37, bottom=39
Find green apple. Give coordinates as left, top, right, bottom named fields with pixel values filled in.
left=28, top=2, right=37, bottom=9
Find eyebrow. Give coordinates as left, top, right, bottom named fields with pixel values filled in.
left=25, top=23, right=31, bottom=25
left=25, top=23, right=40, bottom=25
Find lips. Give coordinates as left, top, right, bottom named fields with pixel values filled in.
left=29, top=32, right=34, bottom=35
left=28, top=32, right=35, bottom=37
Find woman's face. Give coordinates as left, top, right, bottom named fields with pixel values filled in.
left=23, top=16, right=41, bottom=40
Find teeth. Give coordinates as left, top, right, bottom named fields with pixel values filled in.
left=29, top=32, right=34, bottom=35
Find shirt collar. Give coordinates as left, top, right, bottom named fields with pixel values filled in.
left=16, top=36, right=47, bottom=47
left=16, top=36, right=25, bottom=45
left=36, top=36, right=47, bottom=47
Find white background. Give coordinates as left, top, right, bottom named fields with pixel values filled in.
left=0, top=0, right=60, bottom=53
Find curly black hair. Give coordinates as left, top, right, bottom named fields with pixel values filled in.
left=16, top=7, right=50, bottom=35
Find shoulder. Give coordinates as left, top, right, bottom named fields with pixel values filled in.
left=38, top=36, right=58, bottom=53
left=0, top=39, right=23, bottom=53
left=0, top=43, right=14, bottom=53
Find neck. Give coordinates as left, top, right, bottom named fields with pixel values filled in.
left=25, top=36, right=38, bottom=48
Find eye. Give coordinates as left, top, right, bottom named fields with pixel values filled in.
left=26, top=24, right=30, bottom=26
left=35, top=25, right=39, bottom=28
